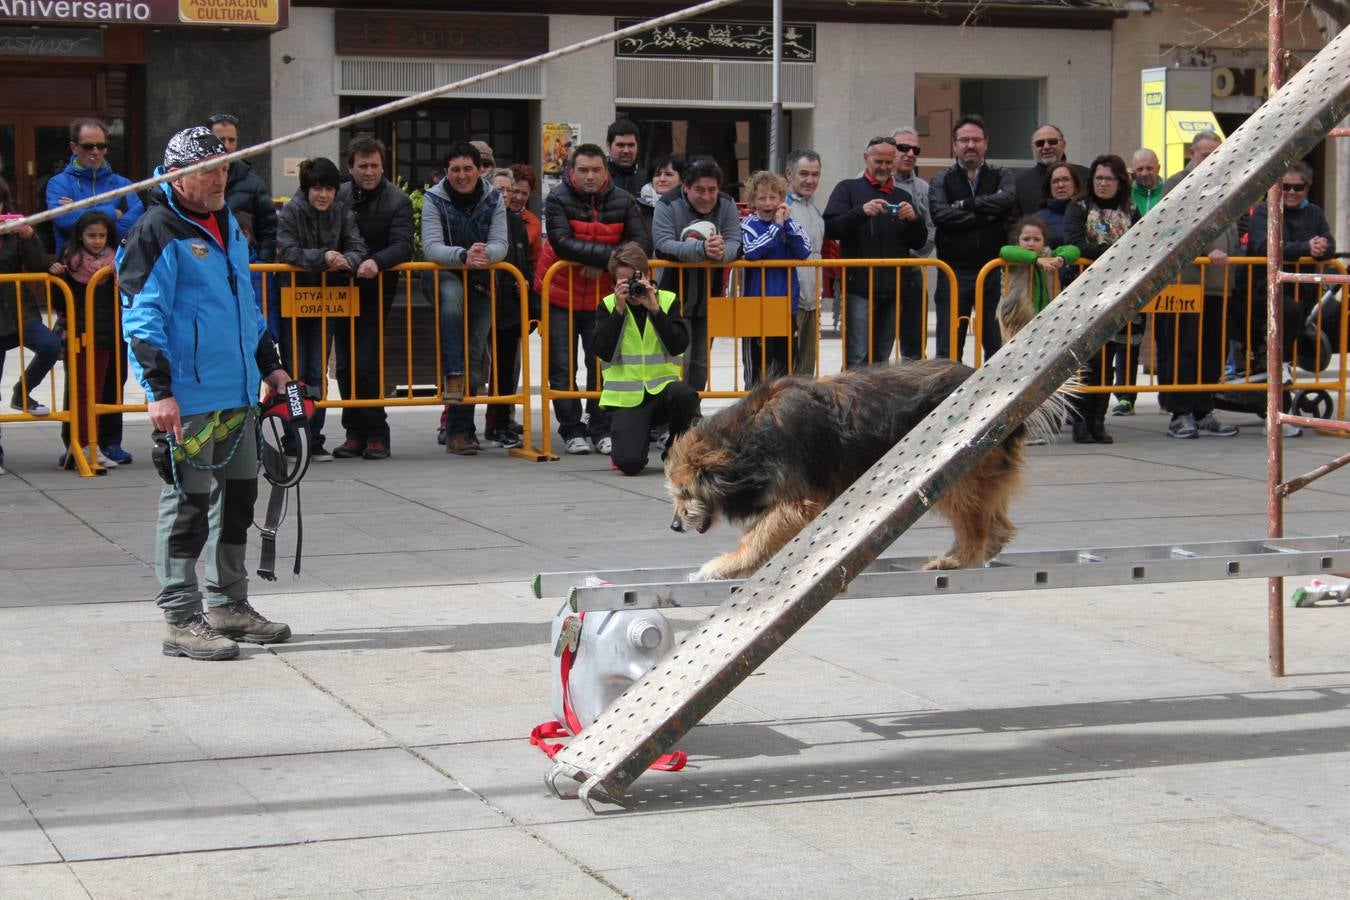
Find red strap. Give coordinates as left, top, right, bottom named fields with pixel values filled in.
left=530, top=611, right=687, bottom=772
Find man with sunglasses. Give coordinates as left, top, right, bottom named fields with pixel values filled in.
left=46, top=117, right=144, bottom=254
left=1014, top=124, right=1089, bottom=216
left=207, top=112, right=278, bottom=263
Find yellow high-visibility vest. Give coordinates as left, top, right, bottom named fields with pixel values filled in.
left=599, top=289, right=683, bottom=408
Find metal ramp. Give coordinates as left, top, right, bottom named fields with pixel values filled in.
left=544, top=29, right=1350, bottom=812
left=536, top=536, right=1350, bottom=614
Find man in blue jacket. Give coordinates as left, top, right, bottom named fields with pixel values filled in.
left=118, top=126, right=291, bottom=662
left=47, top=118, right=144, bottom=254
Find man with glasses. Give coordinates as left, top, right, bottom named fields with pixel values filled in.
left=47, top=117, right=144, bottom=254
left=207, top=112, right=278, bottom=263
left=1014, top=124, right=1089, bottom=216
left=1246, top=161, right=1336, bottom=434
left=824, top=136, right=929, bottom=367
left=930, top=114, right=1017, bottom=361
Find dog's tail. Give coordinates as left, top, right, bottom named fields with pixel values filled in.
left=1019, top=375, right=1080, bottom=445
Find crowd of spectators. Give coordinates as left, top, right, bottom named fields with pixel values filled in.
left=1, top=113, right=1339, bottom=476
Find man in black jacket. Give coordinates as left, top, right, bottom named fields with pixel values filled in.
left=606, top=118, right=643, bottom=198
left=824, top=136, right=929, bottom=367
left=930, top=114, right=1017, bottom=362
left=331, top=137, right=414, bottom=460
left=207, top=112, right=277, bottom=262
left=1013, top=124, right=1089, bottom=216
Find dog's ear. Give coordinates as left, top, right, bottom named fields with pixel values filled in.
left=692, top=447, right=737, bottom=493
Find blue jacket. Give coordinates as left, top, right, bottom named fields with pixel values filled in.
left=740, top=213, right=811, bottom=312
left=117, top=175, right=281, bottom=417
left=46, top=157, right=144, bottom=254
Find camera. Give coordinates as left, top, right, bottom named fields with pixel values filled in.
left=627, top=274, right=648, bottom=299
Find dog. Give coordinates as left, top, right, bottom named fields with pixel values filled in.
left=665, top=358, right=1042, bottom=582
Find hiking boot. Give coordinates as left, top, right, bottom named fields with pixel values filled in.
left=332, top=438, right=365, bottom=458
left=443, top=374, right=465, bottom=402
left=1195, top=413, right=1238, bottom=437
left=207, top=600, right=291, bottom=644
left=1167, top=414, right=1199, bottom=439
left=363, top=439, right=390, bottom=460
left=446, top=433, right=477, bottom=455
left=163, top=613, right=240, bottom=660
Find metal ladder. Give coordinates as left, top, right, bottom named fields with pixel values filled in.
left=541, top=30, right=1350, bottom=814
left=536, top=536, right=1350, bottom=614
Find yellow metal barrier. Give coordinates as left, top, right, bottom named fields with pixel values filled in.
left=86, top=260, right=548, bottom=461
left=974, top=256, right=1350, bottom=418
left=536, top=257, right=958, bottom=458
left=0, top=272, right=93, bottom=476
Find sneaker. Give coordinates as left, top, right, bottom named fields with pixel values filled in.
left=89, top=445, right=118, bottom=468
left=163, top=613, right=240, bottom=660
left=1026, top=435, right=1048, bottom=446
left=10, top=392, right=50, bottom=416
left=1266, top=421, right=1303, bottom=437
left=436, top=426, right=448, bottom=446
left=593, top=436, right=613, bottom=455
left=1167, top=414, right=1199, bottom=439
left=1111, top=400, right=1134, bottom=416
left=564, top=436, right=591, bottom=455
left=505, top=419, right=524, bottom=435
left=497, top=431, right=522, bottom=450
left=283, top=445, right=299, bottom=459
left=332, top=438, right=365, bottom=459
left=101, top=443, right=133, bottom=464
left=1195, top=413, right=1238, bottom=437
left=1282, top=362, right=1294, bottom=385
left=362, top=440, right=390, bottom=460
left=309, top=446, right=333, bottom=462
left=446, top=433, right=478, bottom=455
left=206, top=600, right=291, bottom=644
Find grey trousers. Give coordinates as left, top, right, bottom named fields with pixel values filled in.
left=153, top=407, right=259, bottom=623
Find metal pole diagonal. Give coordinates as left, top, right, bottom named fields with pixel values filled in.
left=546, top=26, right=1350, bottom=812
left=0, top=0, right=744, bottom=237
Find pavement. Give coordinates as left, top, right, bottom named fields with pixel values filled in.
left=3, top=337, right=1350, bottom=898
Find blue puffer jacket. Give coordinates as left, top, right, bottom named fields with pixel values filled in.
left=117, top=175, right=280, bottom=417
left=46, top=157, right=144, bottom=254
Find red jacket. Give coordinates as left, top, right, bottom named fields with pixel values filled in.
left=535, top=169, right=650, bottom=311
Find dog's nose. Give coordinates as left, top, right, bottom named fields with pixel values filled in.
left=670, top=515, right=685, bottom=533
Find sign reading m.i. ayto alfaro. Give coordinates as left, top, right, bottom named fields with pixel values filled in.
left=0, top=0, right=287, bottom=27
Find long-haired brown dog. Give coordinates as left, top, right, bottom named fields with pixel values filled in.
left=666, top=358, right=1040, bottom=582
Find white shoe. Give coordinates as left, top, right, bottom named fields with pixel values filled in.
left=1265, top=421, right=1303, bottom=437
left=89, top=445, right=118, bottom=468
left=593, top=436, right=612, bottom=455
left=1282, top=362, right=1294, bottom=385
left=564, top=437, right=591, bottom=455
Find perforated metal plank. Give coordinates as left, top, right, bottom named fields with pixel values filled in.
left=559, top=536, right=1350, bottom=611
left=545, top=31, right=1350, bottom=811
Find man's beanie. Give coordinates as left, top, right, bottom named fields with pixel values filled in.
left=298, top=157, right=341, bottom=192
left=163, top=125, right=227, bottom=170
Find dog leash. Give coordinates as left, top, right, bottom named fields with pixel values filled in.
left=256, top=382, right=317, bottom=581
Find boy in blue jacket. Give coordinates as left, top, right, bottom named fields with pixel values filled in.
left=740, top=170, right=811, bottom=386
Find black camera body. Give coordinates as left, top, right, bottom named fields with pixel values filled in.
left=627, top=274, right=647, bottom=299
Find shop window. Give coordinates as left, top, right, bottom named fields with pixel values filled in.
left=915, top=76, right=1040, bottom=161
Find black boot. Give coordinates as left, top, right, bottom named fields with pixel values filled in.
left=1091, top=420, right=1113, bottom=444
left=1072, top=419, right=1093, bottom=443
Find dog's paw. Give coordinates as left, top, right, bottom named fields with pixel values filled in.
left=921, top=555, right=963, bottom=571
left=691, top=560, right=729, bottom=582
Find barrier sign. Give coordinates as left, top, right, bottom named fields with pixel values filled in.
left=281, top=285, right=358, bottom=317
left=1142, top=282, right=1204, bottom=314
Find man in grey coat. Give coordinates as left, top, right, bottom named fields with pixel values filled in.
left=652, top=157, right=742, bottom=393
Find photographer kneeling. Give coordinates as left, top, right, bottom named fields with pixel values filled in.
left=594, top=243, right=700, bottom=475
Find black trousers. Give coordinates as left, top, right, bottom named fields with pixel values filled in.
left=934, top=267, right=1001, bottom=362
left=1155, top=293, right=1227, bottom=419
left=333, top=289, right=393, bottom=443
left=608, top=381, right=700, bottom=476
left=485, top=317, right=522, bottom=432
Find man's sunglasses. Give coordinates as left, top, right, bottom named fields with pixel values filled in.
left=1034, top=138, right=1061, bottom=148
left=77, top=142, right=109, bottom=151
left=1281, top=182, right=1308, bottom=192
left=894, top=143, right=921, bottom=155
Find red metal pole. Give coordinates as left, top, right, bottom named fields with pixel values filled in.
left=1267, top=0, right=1286, bottom=677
